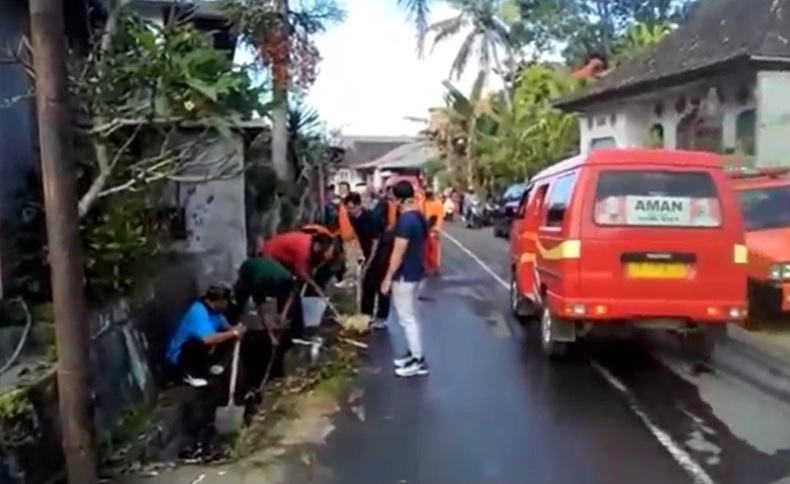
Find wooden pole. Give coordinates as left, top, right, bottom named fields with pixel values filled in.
left=28, top=1, right=97, bottom=482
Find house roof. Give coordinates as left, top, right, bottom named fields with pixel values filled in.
left=340, top=136, right=415, bottom=168
left=556, top=0, right=790, bottom=111
left=357, top=141, right=438, bottom=170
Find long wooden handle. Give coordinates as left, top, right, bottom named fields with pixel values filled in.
left=227, top=339, right=241, bottom=406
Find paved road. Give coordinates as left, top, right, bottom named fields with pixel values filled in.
left=318, top=224, right=790, bottom=484
left=119, top=224, right=790, bottom=484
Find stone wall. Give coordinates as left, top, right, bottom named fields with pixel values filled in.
left=0, top=257, right=201, bottom=484
left=168, top=132, right=248, bottom=289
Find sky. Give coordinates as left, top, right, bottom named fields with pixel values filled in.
left=303, top=0, right=496, bottom=137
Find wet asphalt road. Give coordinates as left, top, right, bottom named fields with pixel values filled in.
left=318, top=223, right=790, bottom=484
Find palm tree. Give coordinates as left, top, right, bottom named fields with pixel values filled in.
left=426, top=0, right=514, bottom=104
left=397, top=0, right=432, bottom=54
left=427, top=74, right=492, bottom=189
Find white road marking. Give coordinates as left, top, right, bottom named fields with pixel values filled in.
left=441, top=229, right=717, bottom=484
left=442, top=231, right=510, bottom=288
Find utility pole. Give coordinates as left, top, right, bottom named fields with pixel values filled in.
left=28, top=1, right=97, bottom=483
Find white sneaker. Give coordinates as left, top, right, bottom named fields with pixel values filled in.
left=209, top=365, right=224, bottom=376
left=393, top=353, right=412, bottom=368
left=395, top=357, right=429, bottom=377
left=370, top=318, right=387, bottom=330
left=183, top=374, right=208, bottom=387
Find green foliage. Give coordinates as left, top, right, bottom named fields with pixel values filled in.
left=476, top=64, right=580, bottom=183
left=4, top=10, right=269, bottom=305
left=427, top=0, right=513, bottom=80
left=611, top=21, right=673, bottom=62
left=77, top=12, right=263, bottom=125
left=71, top=11, right=266, bottom=301
left=81, top=188, right=167, bottom=303
left=0, top=388, right=37, bottom=447
left=513, top=0, right=695, bottom=64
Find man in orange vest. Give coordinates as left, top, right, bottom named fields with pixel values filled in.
left=422, top=188, right=443, bottom=276
left=335, top=182, right=361, bottom=288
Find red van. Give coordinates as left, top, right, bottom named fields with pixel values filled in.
left=728, top=167, right=790, bottom=316
left=508, top=149, right=748, bottom=359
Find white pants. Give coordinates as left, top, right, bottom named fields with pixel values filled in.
left=391, top=280, right=423, bottom=358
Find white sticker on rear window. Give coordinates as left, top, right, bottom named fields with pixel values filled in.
left=594, top=196, right=721, bottom=227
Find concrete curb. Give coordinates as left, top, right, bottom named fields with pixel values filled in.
left=710, top=325, right=790, bottom=405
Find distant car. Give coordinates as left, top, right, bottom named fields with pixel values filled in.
left=492, top=183, right=526, bottom=238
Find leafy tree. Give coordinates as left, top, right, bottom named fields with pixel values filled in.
left=512, top=0, right=696, bottom=64
left=475, top=64, right=579, bottom=186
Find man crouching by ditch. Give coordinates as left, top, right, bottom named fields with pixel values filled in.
left=166, top=284, right=245, bottom=388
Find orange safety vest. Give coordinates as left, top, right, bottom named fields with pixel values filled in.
left=337, top=204, right=355, bottom=241
left=386, top=200, right=398, bottom=229
left=424, top=198, right=443, bottom=230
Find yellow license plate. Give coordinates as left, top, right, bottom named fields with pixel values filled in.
left=626, top=262, right=688, bottom=279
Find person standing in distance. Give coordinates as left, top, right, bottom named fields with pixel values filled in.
left=380, top=180, right=429, bottom=377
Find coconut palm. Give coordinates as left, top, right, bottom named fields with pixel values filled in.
left=426, top=0, right=514, bottom=106
left=425, top=73, right=493, bottom=189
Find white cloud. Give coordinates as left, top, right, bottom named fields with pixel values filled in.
left=305, top=0, right=499, bottom=136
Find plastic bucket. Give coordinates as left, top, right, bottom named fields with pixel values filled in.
left=301, top=296, right=327, bottom=329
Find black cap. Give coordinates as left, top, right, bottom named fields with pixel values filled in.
left=392, top=180, right=414, bottom=201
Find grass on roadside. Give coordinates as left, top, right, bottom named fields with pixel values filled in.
left=228, top=327, right=362, bottom=461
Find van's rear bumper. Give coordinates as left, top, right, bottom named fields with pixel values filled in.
left=748, top=278, right=790, bottom=313
left=551, top=296, right=747, bottom=323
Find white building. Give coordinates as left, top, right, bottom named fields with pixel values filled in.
left=555, top=0, right=790, bottom=167
left=330, top=135, right=415, bottom=192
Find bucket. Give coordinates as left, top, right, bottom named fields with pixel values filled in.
left=301, top=296, right=328, bottom=329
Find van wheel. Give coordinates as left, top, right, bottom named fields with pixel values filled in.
left=510, top=271, right=535, bottom=321
left=509, top=273, right=522, bottom=317
left=540, top=307, right=568, bottom=358
left=683, top=326, right=723, bottom=362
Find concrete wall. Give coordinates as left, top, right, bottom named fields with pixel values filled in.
left=575, top=74, right=758, bottom=159
left=755, top=70, right=790, bottom=166
left=0, top=257, right=201, bottom=484
left=169, top=133, right=247, bottom=288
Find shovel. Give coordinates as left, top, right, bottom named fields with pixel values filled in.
left=214, top=339, right=244, bottom=435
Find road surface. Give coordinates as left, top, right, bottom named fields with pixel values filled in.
left=317, top=224, right=790, bottom=484
left=120, top=224, right=790, bottom=484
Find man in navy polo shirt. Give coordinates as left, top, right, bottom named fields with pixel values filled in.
left=380, top=180, right=429, bottom=377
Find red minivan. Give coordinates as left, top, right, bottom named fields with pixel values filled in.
left=508, top=149, right=748, bottom=359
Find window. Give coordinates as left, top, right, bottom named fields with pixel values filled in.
left=593, top=170, right=721, bottom=228
left=735, top=109, right=756, bottom=156
left=515, top=186, right=532, bottom=218
left=503, top=183, right=526, bottom=202
left=739, top=185, right=790, bottom=231
left=648, top=123, right=664, bottom=148
left=544, top=172, right=578, bottom=227
left=590, top=136, right=616, bottom=150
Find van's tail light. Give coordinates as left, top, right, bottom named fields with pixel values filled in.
left=733, top=244, right=747, bottom=264
left=729, top=307, right=747, bottom=319
left=563, top=303, right=607, bottom=316
left=707, top=306, right=746, bottom=319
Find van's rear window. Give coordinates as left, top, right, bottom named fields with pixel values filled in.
left=594, top=171, right=721, bottom=227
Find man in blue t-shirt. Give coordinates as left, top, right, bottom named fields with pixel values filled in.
left=166, top=284, right=246, bottom=387
left=380, top=180, right=429, bottom=377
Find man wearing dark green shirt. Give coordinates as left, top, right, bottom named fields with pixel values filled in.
left=228, top=256, right=300, bottom=380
